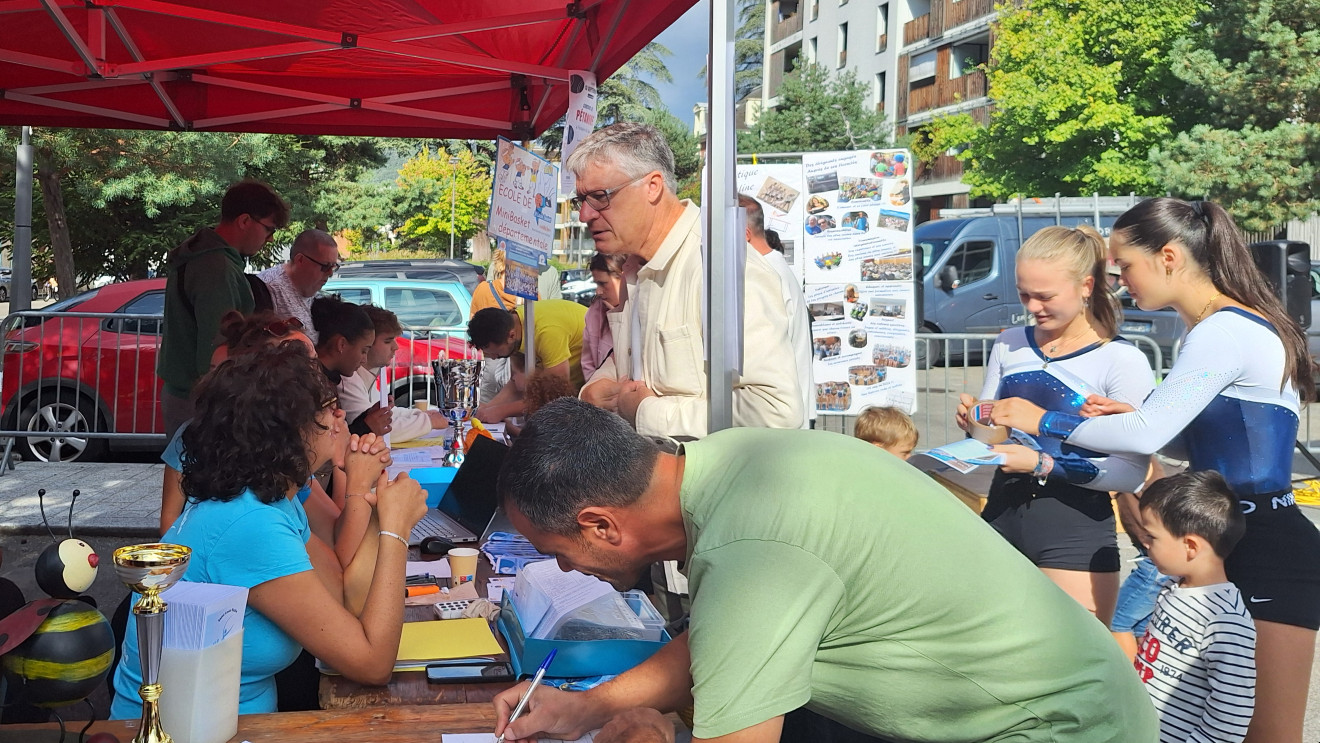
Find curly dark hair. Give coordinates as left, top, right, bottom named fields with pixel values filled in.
left=467, top=307, right=515, bottom=349
left=181, top=344, right=337, bottom=505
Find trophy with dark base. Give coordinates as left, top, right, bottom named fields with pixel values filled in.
left=433, top=359, right=483, bottom=467
left=113, top=543, right=192, bottom=743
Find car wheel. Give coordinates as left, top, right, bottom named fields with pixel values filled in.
left=16, top=393, right=108, bottom=463
left=0, top=286, right=9, bottom=302
left=916, top=324, right=944, bottom=369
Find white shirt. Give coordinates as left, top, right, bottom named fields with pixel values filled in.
left=257, top=264, right=316, bottom=344
left=1136, top=581, right=1256, bottom=743
left=583, top=200, right=803, bottom=437
left=760, top=250, right=813, bottom=426
left=337, top=367, right=435, bottom=443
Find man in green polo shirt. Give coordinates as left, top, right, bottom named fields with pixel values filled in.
left=492, top=399, right=1158, bottom=743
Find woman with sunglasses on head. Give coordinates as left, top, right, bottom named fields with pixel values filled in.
left=954, top=225, right=1155, bottom=626
left=989, top=198, right=1320, bottom=743
left=114, top=345, right=427, bottom=717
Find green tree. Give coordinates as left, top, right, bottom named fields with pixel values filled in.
left=539, top=42, right=675, bottom=156
left=699, top=0, right=766, bottom=103
left=917, top=0, right=1198, bottom=199
left=393, top=147, right=493, bottom=256
left=739, top=63, right=891, bottom=153
left=1150, top=1, right=1320, bottom=231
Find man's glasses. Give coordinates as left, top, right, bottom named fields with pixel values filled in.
left=569, top=172, right=652, bottom=212
left=263, top=317, right=304, bottom=338
left=250, top=215, right=280, bottom=236
left=301, top=253, right=342, bottom=275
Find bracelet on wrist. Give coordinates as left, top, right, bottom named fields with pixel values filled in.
left=1032, top=452, right=1054, bottom=485
left=379, top=530, right=409, bottom=548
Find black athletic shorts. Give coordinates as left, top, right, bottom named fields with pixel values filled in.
left=1226, top=491, right=1320, bottom=630
left=982, top=470, right=1120, bottom=573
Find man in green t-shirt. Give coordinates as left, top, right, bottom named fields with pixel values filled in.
left=492, top=399, right=1158, bottom=743
left=468, top=299, right=587, bottom=423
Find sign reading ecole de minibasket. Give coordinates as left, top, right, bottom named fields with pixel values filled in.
left=488, top=138, right=558, bottom=300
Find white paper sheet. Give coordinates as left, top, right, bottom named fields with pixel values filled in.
left=407, top=560, right=452, bottom=579
left=441, top=733, right=597, bottom=743
left=513, top=559, right=616, bottom=638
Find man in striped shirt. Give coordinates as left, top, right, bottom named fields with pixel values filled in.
left=1136, top=471, right=1256, bottom=743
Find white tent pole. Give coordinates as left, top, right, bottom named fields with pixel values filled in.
left=13, top=126, right=34, bottom=311
left=705, top=0, right=742, bottom=433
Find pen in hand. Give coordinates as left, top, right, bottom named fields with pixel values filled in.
left=495, top=648, right=557, bottom=743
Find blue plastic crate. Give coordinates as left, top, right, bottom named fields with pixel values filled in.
left=497, top=594, right=670, bottom=679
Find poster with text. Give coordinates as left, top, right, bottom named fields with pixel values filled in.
left=489, top=137, right=559, bottom=264
left=559, top=71, right=597, bottom=197
left=499, top=238, right=544, bottom=301
left=736, top=163, right=805, bottom=279
left=802, top=149, right=915, bottom=415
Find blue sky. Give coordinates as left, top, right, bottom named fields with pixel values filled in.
left=653, top=0, right=711, bottom=129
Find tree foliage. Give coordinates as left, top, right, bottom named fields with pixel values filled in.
left=698, top=0, right=766, bottom=103
left=917, top=0, right=1199, bottom=200
left=1150, top=0, right=1320, bottom=231
left=738, top=63, right=890, bottom=153
left=392, top=147, right=493, bottom=255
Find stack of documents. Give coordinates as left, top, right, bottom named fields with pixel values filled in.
left=482, top=531, right=553, bottom=574
left=394, top=618, right=504, bottom=671
left=159, top=582, right=248, bottom=743
left=512, top=560, right=645, bottom=641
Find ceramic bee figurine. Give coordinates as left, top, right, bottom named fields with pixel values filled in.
left=32, top=490, right=99, bottom=599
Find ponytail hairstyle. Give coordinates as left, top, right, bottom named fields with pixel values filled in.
left=1113, top=197, right=1313, bottom=400
left=1016, top=224, right=1119, bottom=339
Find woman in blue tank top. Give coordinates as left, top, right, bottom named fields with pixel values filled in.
left=991, top=197, right=1320, bottom=743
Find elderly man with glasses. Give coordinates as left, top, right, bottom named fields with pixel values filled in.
left=257, top=229, right=341, bottom=344
left=158, top=179, right=290, bottom=437
left=568, top=123, right=803, bottom=438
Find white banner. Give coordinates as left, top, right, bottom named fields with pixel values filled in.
left=736, top=163, right=805, bottom=280
left=559, top=71, right=598, bottom=197
left=801, top=149, right=916, bottom=415
left=489, top=137, right=559, bottom=259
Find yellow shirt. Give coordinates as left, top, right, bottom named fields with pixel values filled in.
left=515, top=300, right=587, bottom=389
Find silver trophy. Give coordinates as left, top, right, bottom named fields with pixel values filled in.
left=433, top=358, right=483, bottom=467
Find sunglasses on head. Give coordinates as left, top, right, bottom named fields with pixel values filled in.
left=263, top=317, right=305, bottom=337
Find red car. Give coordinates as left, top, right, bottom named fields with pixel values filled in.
left=1, top=279, right=467, bottom=462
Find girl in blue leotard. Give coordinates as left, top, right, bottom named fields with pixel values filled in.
left=991, top=198, right=1320, bottom=743
left=955, top=225, right=1154, bottom=626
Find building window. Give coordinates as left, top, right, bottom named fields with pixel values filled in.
left=810, top=0, right=819, bottom=21
left=838, top=23, right=848, bottom=68
left=807, top=37, right=818, bottom=63
left=874, top=72, right=886, bottom=114
left=876, top=4, right=889, bottom=52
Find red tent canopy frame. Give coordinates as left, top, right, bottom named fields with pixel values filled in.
left=0, top=0, right=695, bottom=139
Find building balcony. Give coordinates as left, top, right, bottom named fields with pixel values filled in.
left=771, top=12, right=803, bottom=44
left=905, top=68, right=986, bottom=116
left=945, top=0, right=996, bottom=29
left=904, top=14, right=930, bottom=45
left=917, top=153, right=965, bottom=183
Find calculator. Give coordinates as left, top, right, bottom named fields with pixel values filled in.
left=432, top=598, right=475, bottom=620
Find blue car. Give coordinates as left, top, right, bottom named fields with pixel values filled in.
left=322, top=277, right=473, bottom=340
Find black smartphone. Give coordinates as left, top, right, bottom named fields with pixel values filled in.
left=425, top=662, right=514, bottom=683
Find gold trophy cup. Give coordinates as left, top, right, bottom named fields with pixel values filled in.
left=113, top=543, right=192, bottom=743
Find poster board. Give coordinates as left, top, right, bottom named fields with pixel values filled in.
left=735, top=163, right=806, bottom=280
left=801, top=149, right=916, bottom=414
left=559, top=71, right=598, bottom=197
left=488, top=137, right=559, bottom=299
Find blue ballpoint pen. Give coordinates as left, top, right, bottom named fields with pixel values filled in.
left=495, top=649, right=558, bottom=743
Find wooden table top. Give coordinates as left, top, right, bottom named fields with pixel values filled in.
left=0, top=703, right=498, bottom=742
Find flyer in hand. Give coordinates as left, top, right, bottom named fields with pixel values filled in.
left=919, top=431, right=1040, bottom=474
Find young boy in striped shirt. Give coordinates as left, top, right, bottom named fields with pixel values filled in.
left=1135, top=470, right=1256, bottom=743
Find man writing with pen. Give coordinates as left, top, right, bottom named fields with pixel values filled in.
left=489, top=399, right=1158, bottom=743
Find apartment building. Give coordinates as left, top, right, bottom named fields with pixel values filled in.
left=763, top=0, right=996, bottom=222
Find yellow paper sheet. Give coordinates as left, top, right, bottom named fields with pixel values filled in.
left=397, top=618, right=502, bottom=663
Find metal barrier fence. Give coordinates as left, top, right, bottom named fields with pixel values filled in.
left=0, top=312, right=1314, bottom=464
left=0, top=308, right=473, bottom=465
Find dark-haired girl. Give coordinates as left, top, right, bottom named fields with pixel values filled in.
left=991, top=198, right=1320, bottom=742
left=113, top=346, right=427, bottom=716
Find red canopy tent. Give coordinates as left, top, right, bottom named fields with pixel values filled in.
left=0, top=0, right=694, bottom=139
